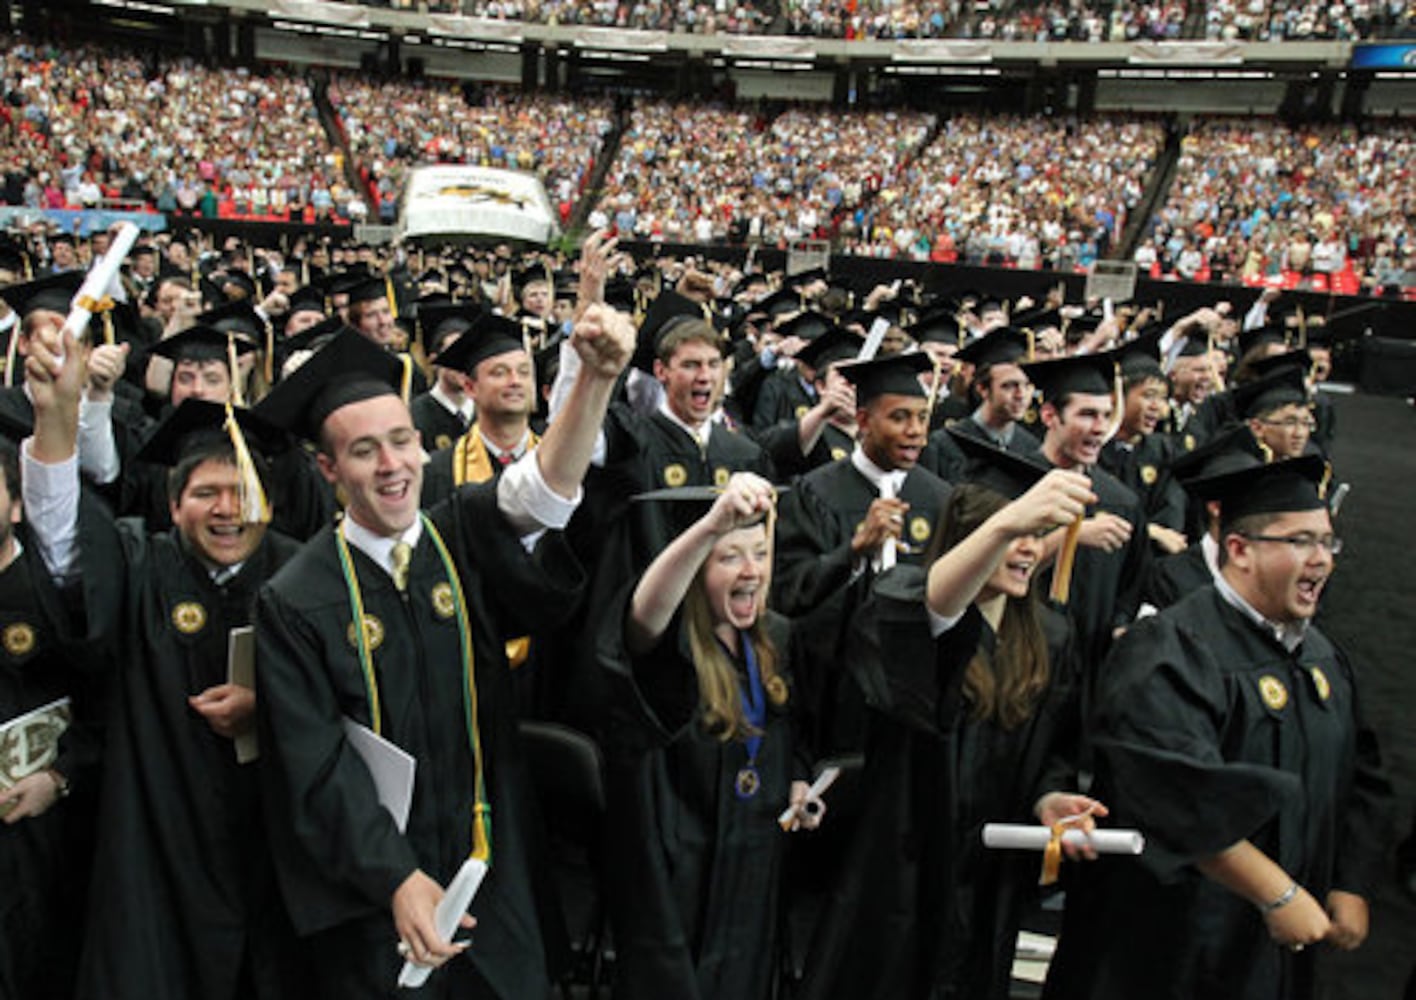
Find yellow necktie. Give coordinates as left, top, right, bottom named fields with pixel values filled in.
left=391, top=541, right=413, bottom=593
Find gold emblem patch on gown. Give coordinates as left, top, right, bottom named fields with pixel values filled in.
left=431, top=582, right=455, bottom=619
left=1310, top=666, right=1331, bottom=701
left=1258, top=674, right=1288, bottom=711
left=1141, top=464, right=1158, bottom=485
left=714, top=467, right=730, bottom=488
left=664, top=463, right=687, bottom=488
left=347, top=615, right=386, bottom=651
left=171, top=602, right=207, bottom=635
left=2, top=623, right=35, bottom=656
left=909, top=516, right=931, bottom=543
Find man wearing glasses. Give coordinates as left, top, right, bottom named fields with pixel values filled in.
left=1044, top=454, right=1392, bottom=1000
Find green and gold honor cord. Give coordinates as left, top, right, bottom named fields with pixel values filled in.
left=335, top=513, right=493, bottom=863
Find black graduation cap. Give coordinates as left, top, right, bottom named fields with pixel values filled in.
left=414, top=302, right=481, bottom=360
left=552, top=270, right=578, bottom=302
left=196, top=300, right=265, bottom=342
left=1230, top=365, right=1309, bottom=420
left=632, top=289, right=713, bottom=373
left=278, top=315, right=347, bottom=358
left=1022, top=352, right=1116, bottom=403
left=947, top=427, right=1051, bottom=500
left=604, top=275, right=637, bottom=314
left=134, top=397, right=284, bottom=466
left=1236, top=324, right=1288, bottom=358
left=1171, top=425, right=1267, bottom=486
left=129, top=244, right=157, bottom=261
left=906, top=305, right=965, bottom=346
left=435, top=314, right=526, bottom=375
left=286, top=285, right=327, bottom=320
left=1185, top=453, right=1331, bottom=522
left=757, top=289, right=802, bottom=322
left=149, top=324, right=259, bottom=365
left=630, top=483, right=787, bottom=535
left=255, top=328, right=406, bottom=445
left=794, top=326, right=861, bottom=372
left=835, top=351, right=931, bottom=403
left=957, top=327, right=1028, bottom=368
left=1117, top=326, right=1166, bottom=380
left=346, top=276, right=392, bottom=307
left=789, top=267, right=828, bottom=288
left=0, top=239, right=31, bottom=278
left=776, top=310, right=835, bottom=342
left=215, top=270, right=258, bottom=302
left=512, top=264, right=552, bottom=298
left=1172, top=328, right=1212, bottom=359
left=1245, top=348, right=1311, bottom=381
left=733, top=273, right=770, bottom=298
left=50, top=232, right=76, bottom=247
left=1013, top=305, right=1064, bottom=332
left=0, top=271, right=81, bottom=317
left=867, top=299, right=913, bottom=329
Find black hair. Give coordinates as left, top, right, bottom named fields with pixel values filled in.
left=165, top=433, right=270, bottom=504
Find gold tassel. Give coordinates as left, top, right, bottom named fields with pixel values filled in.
left=224, top=401, right=271, bottom=525
left=398, top=353, right=413, bottom=404
left=385, top=275, right=399, bottom=321
left=226, top=333, right=245, bottom=408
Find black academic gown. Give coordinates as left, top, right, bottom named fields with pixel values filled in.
left=410, top=392, right=467, bottom=455
left=545, top=405, right=773, bottom=736
left=74, top=514, right=306, bottom=1000
left=799, top=567, right=1080, bottom=1000
left=255, top=484, right=584, bottom=1000
left=1099, top=433, right=1186, bottom=533
left=599, top=602, right=805, bottom=1000
left=1038, top=463, right=1149, bottom=697
left=751, top=369, right=816, bottom=432
left=1044, top=586, right=1393, bottom=1000
left=772, top=459, right=951, bottom=757
left=921, top=416, right=1041, bottom=484
left=1142, top=539, right=1214, bottom=612
left=0, top=534, right=103, bottom=1000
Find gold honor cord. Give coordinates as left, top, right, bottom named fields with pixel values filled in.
left=1049, top=362, right=1125, bottom=606
left=334, top=515, right=492, bottom=863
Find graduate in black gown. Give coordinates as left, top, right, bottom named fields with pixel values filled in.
left=22, top=324, right=308, bottom=1000
left=799, top=432, right=1104, bottom=1000
left=773, top=351, right=953, bottom=757
left=1022, top=352, right=1150, bottom=682
left=1044, top=456, right=1394, bottom=1000
left=1, top=425, right=103, bottom=1000
left=407, top=303, right=477, bottom=454
left=599, top=475, right=820, bottom=1000
left=252, top=309, right=632, bottom=1000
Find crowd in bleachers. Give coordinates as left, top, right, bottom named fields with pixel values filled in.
left=1140, top=119, right=1416, bottom=293
left=589, top=101, right=934, bottom=244
left=839, top=114, right=1165, bottom=269
left=338, top=0, right=1413, bottom=37
left=0, top=40, right=345, bottom=222
left=327, top=76, right=614, bottom=224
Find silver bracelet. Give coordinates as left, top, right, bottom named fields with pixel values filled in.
left=1258, top=881, right=1299, bottom=914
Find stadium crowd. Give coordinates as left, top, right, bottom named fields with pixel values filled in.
left=838, top=114, right=1165, bottom=268
left=327, top=77, right=614, bottom=224
left=590, top=101, right=934, bottom=244
left=0, top=41, right=346, bottom=222
left=1140, top=119, right=1416, bottom=293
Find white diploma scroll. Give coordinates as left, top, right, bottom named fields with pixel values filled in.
left=982, top=823, right=1145, bottom=855
left=397, top=857, right=489, bottom=989
left=777, top=765, right=842, bottom=831
left=64, top=222, right=140, bottom=342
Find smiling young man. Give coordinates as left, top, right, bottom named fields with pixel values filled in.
left=1045, top=455, right=1392, bottom=1000
left=22, top=324, right=309, bottom=1000
left=773, top=351, right=954, bottom=755
left=251, top=308, right=631, bottom=1000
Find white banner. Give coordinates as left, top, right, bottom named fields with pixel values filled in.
left=572, top=27, right=668, bottom=51
left=397, top=165, right=560, bottom=245
left=892, top=40, right=993, bottom=63
left=427, top=15, right=525, bottom=42
left=1128, top=42, right=1244, bottom=64
left=272, top=0, right=371, bottom=26
left=721, top=36, right=817, bottom=59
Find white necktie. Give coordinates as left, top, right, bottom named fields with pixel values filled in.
left=879, top=477, right=898, bottom=572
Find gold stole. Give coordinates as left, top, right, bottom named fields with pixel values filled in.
left=452, top=423, right=542, bottom=669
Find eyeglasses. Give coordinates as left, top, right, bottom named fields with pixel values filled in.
left=1238, top=532, right=1343, bottom=556
left=1258, top=416, right=1318, bottom=431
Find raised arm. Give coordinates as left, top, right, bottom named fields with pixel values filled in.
left=21, top=324, right=87, bottom=582
left=627, top=473, right=775, bottom=655
left=926, top=468, right=1094, bottom=620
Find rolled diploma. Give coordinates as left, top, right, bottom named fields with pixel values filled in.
left=777, top=765, right=842, bottom=830
left=64, top=222, right=140, bottom=343
left=982, top=823, right=1144, bottom=855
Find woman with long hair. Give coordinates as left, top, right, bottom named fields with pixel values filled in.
left=801, top=432, right=1107, bottom=1000
left=598, top=473, right=819, bottom=1000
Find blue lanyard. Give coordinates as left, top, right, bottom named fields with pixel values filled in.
left=738, top=631, right=765, bottom=765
